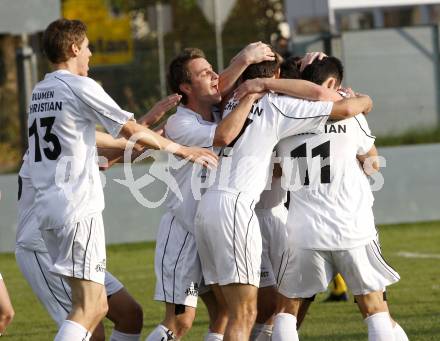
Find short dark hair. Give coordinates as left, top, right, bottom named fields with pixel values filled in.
left=43, top=18, right=87, bottom=64
left=301, top=56, right=344, bottom=86
left=167, top=48, right=206, bottom=105
left=241, top=46, right=281, bottom=81
left=280, top=56, right=301, bottom=79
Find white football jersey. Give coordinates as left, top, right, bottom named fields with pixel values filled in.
left=164, top=105, right=220, bottom=233
left=208, top=93, right=332, bottom=201
left=27, top=70, right=133, bottom=227
left=255, top=176, right=287, bottom=210
left=277, top=113, right=376, bottom=250
left=17, top=154, right=47, bottom=253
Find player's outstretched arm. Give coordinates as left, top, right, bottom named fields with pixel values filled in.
left=120, top=121, right=218, bottom=168
left=137, top=94, right=182, bottom=127
left=213, top=93, right=261, bottom=146
left=330, top=94, right=373, bottom=120
left=235, top=78, right=342, bottom=102
left=219, top=42, right=275, bottom=96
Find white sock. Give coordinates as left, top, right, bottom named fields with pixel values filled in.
left=365, top=312, right=395, bottom=341
left=204, top=332, right=224, bottom=341
left=110, top=329, right=141, bottom=341
left=54, top=320, right=91, bottom=341
left=393, top=323, right=409, bottom=341
left=145, top=324, right=176, bottom=341
left=250, top=323, right=273, bottom=341
left=272, top=313, right=299, bottom=341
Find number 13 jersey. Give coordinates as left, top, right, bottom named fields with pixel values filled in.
left=28, top=70, right=133, bottom=228
left=277, top=113, right=377, bottom=250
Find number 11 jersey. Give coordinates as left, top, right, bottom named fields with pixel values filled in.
left=277, top=114, right=377, bottom=250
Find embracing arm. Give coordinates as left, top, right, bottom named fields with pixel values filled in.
left=357, top=144, right=380, bottom=175
left=330, top=95, right=373, bottom=120
left=119, top=121, right=218, bottom=167
left=213, top=94, right=259, bottom=146
left=235, top=78, right=342, bottom=102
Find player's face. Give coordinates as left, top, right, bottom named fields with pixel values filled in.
left=186, top=58, right=221, bottom=105
left=77, top=36, right=92, bottom=77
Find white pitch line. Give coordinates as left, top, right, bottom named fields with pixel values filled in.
left=397, top=252, right=440, bottom=260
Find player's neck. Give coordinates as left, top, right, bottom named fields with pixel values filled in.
left=53, top=60, right=80, bottom=76
left=185, top=101, right=213, bottom=122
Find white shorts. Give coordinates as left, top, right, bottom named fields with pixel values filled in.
left=41, top=212, right=106, bottom=285
left=195, top=190, right=262, bottom=287
left=256, top=205, right=288, bottom=288
left=154, top=212, right=202, bottom=308
left=0, top=273, right=2, bottom=280
left=278, top=239, right=400, bottom=298
left=15, top=246, right=123, bottom=326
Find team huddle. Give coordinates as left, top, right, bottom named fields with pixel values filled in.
left=6, top=18, right=410, bottom=341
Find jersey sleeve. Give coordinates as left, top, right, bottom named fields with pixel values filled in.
left=72, top=77, right=134, bottom=137
left=165, top=113, right=217, bottom=148
left=268, top=94, right=332, bottom=140
left=354, top=113, right=376, bottom=155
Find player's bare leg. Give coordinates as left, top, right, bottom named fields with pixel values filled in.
left=220, top=283, right=258, bottom=341
left=271, top=293, right=300, bottom=341
left=356, top=292, right=408, bottom=341
left=61, top=278, right=108, bottom=337
left=250, top=285, right=277, bottom=340
left=106, top=288, right=143, bottom=340
left=296, top=299, right=313, bottom=329
left=355, top=291, right=396, bottom=341
left=0, top=277, right=14, bottom=335
left=90, top=323, right=105, bottom=341
left=201, top=287, right=228, bottom=340
left=146, top=303, right=195, bottom=340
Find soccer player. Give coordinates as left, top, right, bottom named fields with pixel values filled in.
left=0, top=274, right=14, bottom=336
left=272, top=56, right=406, bottom=341
left=194, top=48, right=373, bottom=340
left=30, top=18, right=217, bottom=340
left=16, top=149, right=142, bottom=341
left=16, top=95, right=178, bottom=340
left=145, top=43, right=276, bottom=341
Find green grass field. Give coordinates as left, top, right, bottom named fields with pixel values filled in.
left=1, top=221, right=440, bottom=340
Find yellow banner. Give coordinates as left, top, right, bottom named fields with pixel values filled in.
left=63, top=0, right=133, bottom=66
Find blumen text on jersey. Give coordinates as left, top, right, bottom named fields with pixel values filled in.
left=32, top=90, right=55, bottom=101
left=325, top=124, right=346, bottom=134
left=29, top=101, right=63, bottom=114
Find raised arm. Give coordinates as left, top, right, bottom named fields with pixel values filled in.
left=219, top=42, right=275, bottom=96
left=235, top=78, right=342, bottom=102
left=213, top=94, right=260, bottom=146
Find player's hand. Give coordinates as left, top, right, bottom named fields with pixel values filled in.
left=176, top=146, right=219, bottom=169
left=138, top=94, right=182, bottom=126
left=338, top=87, right=355, bottom=98
left=356, top=93, right=373, bottom=115
left=236, top=42, right=276, bottom=65
left=300, top=52, right=327, bottom=72
left=234, top=78, right=267, bottom=100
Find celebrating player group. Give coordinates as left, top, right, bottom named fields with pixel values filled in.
left=7, top=17, right=410, bottom=341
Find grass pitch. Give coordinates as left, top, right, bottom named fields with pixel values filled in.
left=1, top=221, right=440, bottom=340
